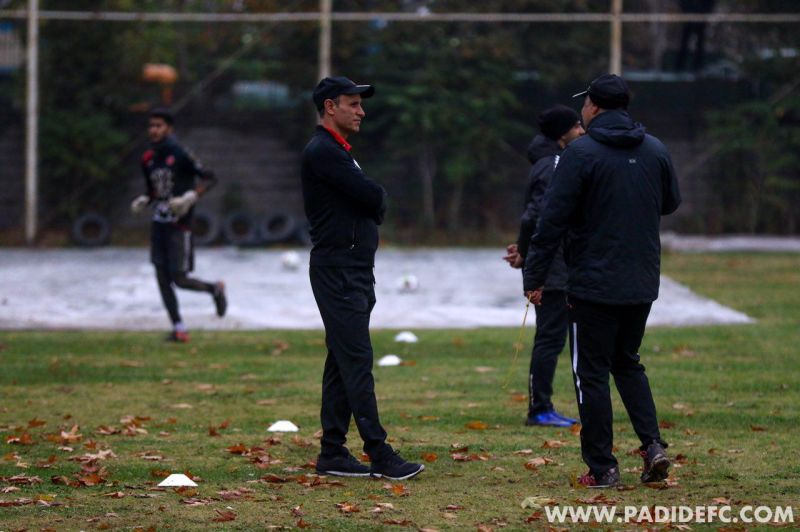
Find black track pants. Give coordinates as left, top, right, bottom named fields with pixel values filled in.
left=309, top=266, right=390, bottom=460
left=528, top=290, right=569, bottom=416
left=567, top=296, right=665, bottom=475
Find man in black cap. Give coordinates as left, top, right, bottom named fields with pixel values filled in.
left=301, top=76, right=424, bottom=481
left=523, top=74, right=681, bottom=488
left=503, top=105, right=584, bottom=428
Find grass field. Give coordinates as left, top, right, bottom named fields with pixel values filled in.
left=1, top=252, right=798, bottom=531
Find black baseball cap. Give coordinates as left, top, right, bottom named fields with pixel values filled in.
left=572, top=74, right=630, bottom=109
left=312, top=76, right=375, bottom=111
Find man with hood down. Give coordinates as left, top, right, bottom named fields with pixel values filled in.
left=504, top=105, right=584, bottom=427
left=523, top=75, right=681, bottom=488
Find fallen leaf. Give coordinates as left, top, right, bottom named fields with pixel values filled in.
left=509, top=393, right=527, bottom=402
left=291, top=504, right=304, bottom=517
left=750, top=425, right=766, bottom=432
left=382, top=519, right=413, bottom=526
left=6, top=432, right=35, bottom=445
left=513, top=449, right=534, bottom=456
left=712, top=497, right=731, bottom=504
left=541, top=440, right=567, bottom=449
left=577, top=494, right=617, bottom=504
left=444, top=504, right=464, bottom=510
left=211, top=509, right=236, bottom=522
left=659, top=420, right=676, bottom=429
left=297, top=518, right=312, bottom=528
left=418, top=415, right=439, bottom=421
left=474, top=366, right=494, bottom=373
left=291, top=435, right=313, bottom=448
left=465, top=421, right=488, bottom=430
left=226, top=443, right=248, bottom=455
left=524, top=457, right=555, bottom=470
left=335, top=502, right=360, bottom=513
left=569, top=423, right=582, bottom=435
left=27, top=418, right=47, bottom=428
left=170, top=403, right=193, bottom=409
left=102, top=491, right=125, bottom=498
left=421, top=452, right=438, bottom=462
left=520, top=496, right=556, bottom=509
left=388, top=483, right=409, bottom=496
left=261, top=474, right=289, bottom=483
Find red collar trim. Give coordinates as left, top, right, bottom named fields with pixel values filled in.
left=322, top=126, right=352, bottom=152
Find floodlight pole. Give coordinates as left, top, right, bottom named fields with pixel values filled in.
left=318, top=0, right=332, bottom=80
left=610, top=0, right=623, bottom=75
left=25, top=0, right=39, bottom=244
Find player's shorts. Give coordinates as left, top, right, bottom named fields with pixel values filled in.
left=151, top=222, right=194, bottom=274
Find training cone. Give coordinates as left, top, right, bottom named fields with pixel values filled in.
left=394, top=331, right=418, bottom=343
left=267, top=420, right=299, bottom=432
left=158, top=473, right=198, bottom=487
left=377, top=354, right=402, bottom=367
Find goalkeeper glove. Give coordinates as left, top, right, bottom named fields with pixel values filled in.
left=130, top=195, right=150, bottom=214
left=168, top=190, right=198, bottom=217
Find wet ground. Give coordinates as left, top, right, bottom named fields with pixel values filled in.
left=0, top=246, right=753, bottom=330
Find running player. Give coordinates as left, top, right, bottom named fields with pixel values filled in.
left=130, top=108, right=227, bottom=342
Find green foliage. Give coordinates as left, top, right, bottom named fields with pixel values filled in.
left=706, top=66, right=800, bottom=233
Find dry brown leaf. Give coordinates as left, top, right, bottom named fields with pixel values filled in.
left=509, top=393, right=527, bottom=402
left=226, top=443, right=248, bottom=455
left=382, top=518, right=413, bottom=526
left=659, top=420, right=676, bottom=429
left=291, top=435, right=313, bottom=448
left=6, top=432, right=35, bottom=445
left=297, top=518, right=312, bottom=528
left=465, top=421, right=488, bottom=430
left=524, top=457, right=555, bottom=470
left=418, top=415, right=439, bottom=421
left=27, top=418, right=47, bottom=428
left=291, top=504, right=304, bottom=517
left=261, top=474, right=289, bottom=483
left=750, top=425, right=766, bottom=432
left=102, top=491, right=125, bottom=498
left=211, top=509, right=237, bottom=522
left=421, top=452, right=438, bottom=462
left=541, top=440, right=567, bottom=449
left=513, top=449, right=534, bottom=456
left=444, top=504, right=464, bottom=510
left=335, top=502, right=360, bottom=513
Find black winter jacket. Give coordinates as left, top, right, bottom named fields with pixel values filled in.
left=523, top=110, right=681, bottom=304
left=301, top=126, right=388, bottom=268
left=516, top=134, right=568, bottom=291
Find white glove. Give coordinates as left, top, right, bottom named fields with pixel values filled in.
left=130, top=195, right=150, bottom=214
left=169, top=190, right=198, bottom=217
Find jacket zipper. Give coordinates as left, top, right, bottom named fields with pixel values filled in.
left=350, top=221, right=357, bottom=249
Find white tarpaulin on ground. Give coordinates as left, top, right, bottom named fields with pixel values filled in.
left=0, top=248, right=752, bottom=330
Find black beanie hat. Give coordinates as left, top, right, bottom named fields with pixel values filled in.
left=538, top=105, right=579, bottom=141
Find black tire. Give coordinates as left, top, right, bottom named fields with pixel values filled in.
left=222, top=211, right=257, bottom=245
left=71, top=213, right=111, bottom=247
left=257, top=212, right=297, bottom=244
left=192, top=211, right=220, bottom=246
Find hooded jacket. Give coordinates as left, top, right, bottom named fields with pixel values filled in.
left=301, top=126, right=388, bottom=268
left=523, top=110, right=681, bottom=304
left=516, top=134, right=568, bottom=291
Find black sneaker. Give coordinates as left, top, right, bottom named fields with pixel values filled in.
left=370, top=451, right=424, bottom=481
left=640, top=441, right=670, bottom=483
left=578, top=466, right=620, bottom=489
left=165, top=330, right=190, bottom=343
left=213, top=282, right=227, bottom=317
left=315, top=453, right=370, bottom=478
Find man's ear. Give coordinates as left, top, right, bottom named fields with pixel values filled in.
left=324, top=98, right=336, bottom=115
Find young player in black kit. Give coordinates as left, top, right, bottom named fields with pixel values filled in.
left=130, top=108, right=227, bottom=342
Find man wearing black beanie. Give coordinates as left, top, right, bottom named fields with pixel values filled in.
left=503, top=104, right=584, bottom=427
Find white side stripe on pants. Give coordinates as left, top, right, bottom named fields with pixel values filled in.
left=183, top=231, right=191, bottom=271
left=571, top=322, right=583, bottom=404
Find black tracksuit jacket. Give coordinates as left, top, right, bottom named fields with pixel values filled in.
left=301, top=126, right=388, bottom=268
left=516, top=134, right=568, bottom=291
left=523, top=110, right=681, bottom=304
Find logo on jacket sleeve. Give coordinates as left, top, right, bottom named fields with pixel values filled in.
left=166, top=155, right=176, bottom=166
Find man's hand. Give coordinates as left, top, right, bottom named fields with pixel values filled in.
left=524, top=287, right=544, bottom=306
left=130, top=195, right=150, bottom=214
left=168, top=190, right=198, bottom=217
left=503, top=243, right=524, bottom=269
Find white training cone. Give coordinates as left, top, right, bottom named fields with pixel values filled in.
left=158, top=474, right=198, bottom=487
left=394, top=331, right=418, bottom=343
left=377, top=354, right=402, bottom=367
left=267, top=420, right=299, bottom=432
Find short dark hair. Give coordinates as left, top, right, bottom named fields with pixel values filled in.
left=317, top=96, right=340, bottom=118
left=149, top=107, right=175, bottom=125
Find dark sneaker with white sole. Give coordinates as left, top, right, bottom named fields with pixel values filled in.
left=640, top=441, right=670, bottom=483
left=315, top=453, right=370, bottom=477
left=213, top=282, right=227, bottom=317
left=578, top=466, right=620, bottom=488
left=370, top=451, right=424, bottom=481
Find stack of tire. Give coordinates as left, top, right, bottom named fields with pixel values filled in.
left=70, top=211, right=309, bottom=247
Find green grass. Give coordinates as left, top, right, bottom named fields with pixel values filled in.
left=1, top=252, right=798, bottom=531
